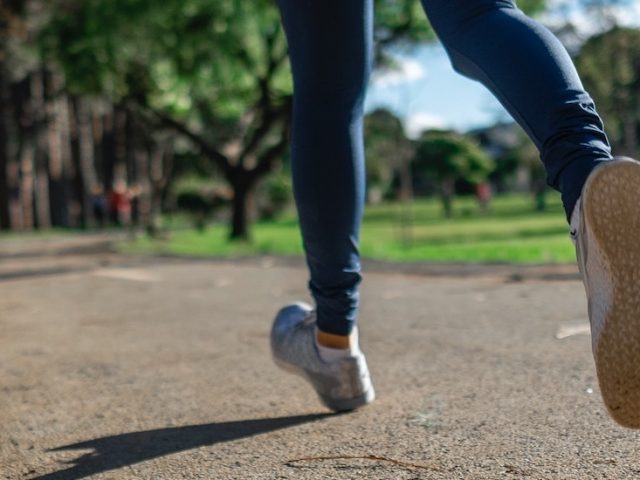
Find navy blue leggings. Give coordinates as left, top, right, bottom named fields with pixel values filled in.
left=277, top=0, right=612, bottom=335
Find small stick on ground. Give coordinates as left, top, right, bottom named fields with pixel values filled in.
left=286, top=454, right=441, bottom=471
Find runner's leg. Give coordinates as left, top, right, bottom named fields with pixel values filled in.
left=276, top=0, right=373, bottom=336
left=421, top=0, right=613, bottom=220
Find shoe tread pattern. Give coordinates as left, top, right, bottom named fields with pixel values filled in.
left=583, top=160, right=640, bottom=427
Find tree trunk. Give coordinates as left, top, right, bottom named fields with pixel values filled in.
left=32, top=69, right=51, bottom=229
left=159, top=153, right=174, bottom=213
left=76, top=98, right=98, bottom=193
left=114, top=106, right=128, bottom=185
left=13, top=76, right=34, bottom=230
left=0, top=58, right=11, bottom=230
left=18, top=147, right=34, bottom=229
left=229, top=169, right=254, bottom=241
left=92, top=109, right=105, bottom=191
left=45, top=70, right=71, bottom=227
left=102, top=107, right=116, bottom=192
left=69, top=96, right=87, bottom=227
left=441, top=177, right=455, bottom=218
left=6, top=154, right=22, bottom=230
left=5, top=73, right=26, bottom=230
left=397, top=147, right=414, bottom=247
left=153, top=141, right=174, bottom=227
left=397, top=147, right=413, bottom=203
left=134, top=146, right=150, bottom=227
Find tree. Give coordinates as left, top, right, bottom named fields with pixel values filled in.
left=0, top=0, right=554, bottom=235
left=0, top=0, right=49, bottom=231
left=576, top=27, right=640, bottom=158
left=373, top=0, right=546, bottom=51
left=363, top=109, right=413, bottom=203
left=0, top=37, right=10, bottom=230
left=501, top=129, right=549, bottom=210
left=412, top=131, right=495, bottom=217
left=0, top=0, right=85, bottom=231
left=43, top=0, right=292, bottom=240
left=40, top=0, right=551, bottom=239
left=0, top=0, right=26, bottom=230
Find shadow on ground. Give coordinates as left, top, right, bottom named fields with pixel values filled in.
left=30, top=414, right=329, bottom=480
left=0, top=266, right=95, bottom=282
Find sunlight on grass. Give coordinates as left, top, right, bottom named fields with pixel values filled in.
left=120, top=192, right=576, bottom=264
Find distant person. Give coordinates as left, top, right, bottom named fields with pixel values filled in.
left=475, top=182, right=492, bottom=212
left=108, top=180, right=132, bottom=227
left=270, top=0, right=640, bottom=428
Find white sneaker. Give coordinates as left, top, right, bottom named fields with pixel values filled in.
left=271, top=302, right=375, bottom=412
left=574, top=158, right=640, bottom=427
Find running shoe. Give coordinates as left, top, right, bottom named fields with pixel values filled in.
left=271, top=302, right=375, bottom=412
left=574, top=157, right=640, bottom=427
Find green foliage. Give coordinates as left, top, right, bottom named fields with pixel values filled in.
left=42, top=0, right=547, bottom=114
left=35, top=0, right=552, bottom=238
left=373, top=0, right=546, bottom=50
left=412, top=131, right=495, bottom=216
left=176, top=190, right=211, bottom=230
left=41, top=0, right=293, bottom=240
left=413, top=131, right=495, bottom=185
left=374, top=0, right=435, bottom=47
left=501, top=129, right=548, bottom=209
left=42, top=0, right=289, bottom=121
left=576, top=27, right=640, bottom=155
left=517, top=0, right=547, bottom=15
left=42, top=0, right=548, bottom=105
left=364, top=109, right=412, bottom=200
left=174, top=176, right=231, bottom=231
left=176, top=191, right=210, bottom=214
left=256, top=173, right=292, bottom=220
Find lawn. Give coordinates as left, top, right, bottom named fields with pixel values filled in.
left=121, top=192, right=577, bottom=264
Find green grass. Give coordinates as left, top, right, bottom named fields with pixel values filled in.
left=120, top=192, right=577, bottom=264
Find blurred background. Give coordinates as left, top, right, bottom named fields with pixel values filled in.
left=1, top=0, right=639, bottom=263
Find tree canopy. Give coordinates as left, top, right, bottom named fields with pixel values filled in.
left=41, top=0, right=293, bottom=238
left=3, top=0, right=636, bottom=236
left=374, top=0, right=547, bottom=49
left=364, top=109, right=412, bottom=201
left=576, top=27, right=640, bottom=157
left=413, top=131, right=495, bottom=216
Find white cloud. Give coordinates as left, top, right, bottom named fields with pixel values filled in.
left=612, top=2, right=640, bottom=27
left=371, top=58, right=427, bottom=88
left=404, top=112, right=447, bottom=139
left=543, top=0, right=640, bottom=36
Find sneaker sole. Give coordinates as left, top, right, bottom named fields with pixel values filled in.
left=272, top=356, right=375, bottom=412
left=583, top=159, right=640, bottom=428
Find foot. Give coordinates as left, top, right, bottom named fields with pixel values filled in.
left=270, top=302, right=375, bottom=412
left=574, top=157, right=640, bottom=428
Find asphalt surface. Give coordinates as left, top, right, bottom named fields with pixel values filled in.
left=2, top=234, right=640, bottom=479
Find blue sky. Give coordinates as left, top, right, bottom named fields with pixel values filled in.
left=364, top=0, right=640, bottom=136
left=365, top=44, right=509, bottom=136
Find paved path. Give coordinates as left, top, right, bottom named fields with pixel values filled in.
left=1, top=235, right=640, bottom=479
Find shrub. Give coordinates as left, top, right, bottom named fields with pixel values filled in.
left=256, top=174, right=293, bottom=220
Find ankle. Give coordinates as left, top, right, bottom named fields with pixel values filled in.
left=316, top=329, right=355, bottom=349
left=315, top=327, right=360, bottom=362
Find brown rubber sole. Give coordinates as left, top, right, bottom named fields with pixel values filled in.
left=582, top=159, right=640, bottom=428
